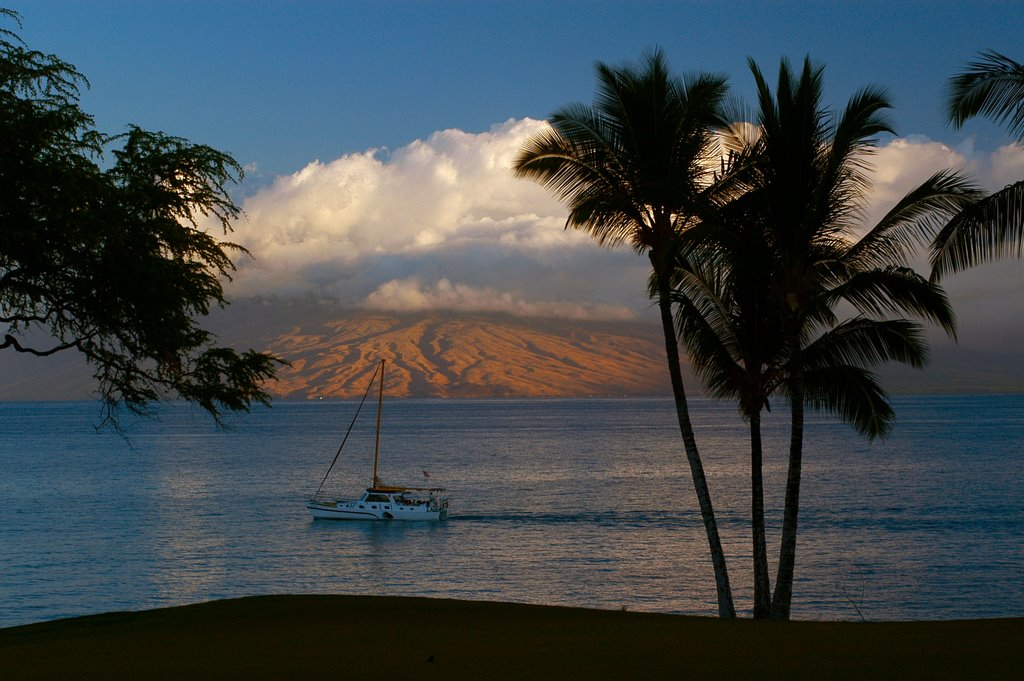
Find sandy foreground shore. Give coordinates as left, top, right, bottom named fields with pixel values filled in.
left=1, top=595, right=1020, bottom=680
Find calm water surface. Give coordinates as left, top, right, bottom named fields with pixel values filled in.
left=0, top=396, right=1021, bottom=626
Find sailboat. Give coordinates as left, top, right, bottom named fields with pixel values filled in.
left=305, top=359, right=449, bottom=521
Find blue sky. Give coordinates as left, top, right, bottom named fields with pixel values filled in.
left=17, top=1, right=1024, bottom=176
left=11, top=1, right=1024, bottom=361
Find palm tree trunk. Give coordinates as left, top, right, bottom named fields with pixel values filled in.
left=771, top=368, right=804, bottom=619
left=750, top=411, right=771, bottom=618
left=656, top=280, right=736, bottom=618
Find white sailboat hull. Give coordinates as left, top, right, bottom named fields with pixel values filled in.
left=306, top=490, right=449, bottom=522
left=307, top=360, right=450, bottom=522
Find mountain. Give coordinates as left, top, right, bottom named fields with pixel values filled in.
left=3, top=299, right=1022, bottom=402
left=0, top=305, right=673, bottom=400
left=262, top=311, right=671, bottom=398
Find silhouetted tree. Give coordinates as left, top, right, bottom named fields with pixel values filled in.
left=932, top=51, right=1024, bottom=279
left=0, top=10, right=280, bottom=424
left=514, top=49, right=738, bottom=617
left=667, top=185, right=782, bottom=617
left=686, top=57, right=980, bottom=618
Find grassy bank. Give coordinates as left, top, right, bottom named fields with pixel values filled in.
left=1, top=595, right=1019, bottom=679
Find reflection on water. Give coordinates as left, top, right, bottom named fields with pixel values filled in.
left=0, top=396, right=1021, bottom=626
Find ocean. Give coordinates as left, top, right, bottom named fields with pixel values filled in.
left=0, top=395, right=1021, bottom=627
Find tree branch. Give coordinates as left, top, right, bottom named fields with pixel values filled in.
left=0, top=333, right=83, bottom=356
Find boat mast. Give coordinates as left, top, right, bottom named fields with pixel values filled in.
left=372, top=359, right=384, bottom=488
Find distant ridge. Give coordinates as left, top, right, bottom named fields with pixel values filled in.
left=265, top=312, right=672, bottom=399
left=3, top=300, right=1023, bottom=401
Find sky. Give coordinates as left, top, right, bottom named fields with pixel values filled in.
left=12, top=1, right=1024, bottom=360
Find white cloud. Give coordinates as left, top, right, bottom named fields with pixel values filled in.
left=987, top=142, right=1024, bottom=188
left=227, top=118, right=644, bottom=317
left=363, top=277, right=636, bottom=320
left=234, top=118, right=579, bottom=270
left=858, top=137, right=1024, bottom=350
left=225, top=118, right=1024, bottom=335
left=866, top=137, right=1024, bottom=213
left=865, top=137, right=971, bottom=220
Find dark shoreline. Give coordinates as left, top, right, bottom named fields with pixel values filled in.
left=2, top=595, right=1020, bottom=679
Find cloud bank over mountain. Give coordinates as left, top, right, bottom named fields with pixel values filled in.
left=226, top=118, right=1024, bottom=349
left=229, top=118, right=647, bottom=321
left=363, top=277, right=635, bottom=320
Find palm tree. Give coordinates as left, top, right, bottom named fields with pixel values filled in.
left=671, top=211, right=964, bottom=618
left=668, top=243, right=780, bottom=618
left=513, top=49, right=738, bottom=618
left=686, top=57, right=982, bottom=619
left=933, top=51, right=1024, bottom=279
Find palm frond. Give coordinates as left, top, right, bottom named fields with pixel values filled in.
left=670, top=261, right=741, bottom=371
left=746, top=58, right=779, bottom=139
left=802, top=365, right=895, bottom=439
left=513, top=111, right=645, bottom=249
left=831, top=84, right=894, bottom=161
left=670, top=282, right=754, bottom=410
left=817, top=93, right=892, bottom=238
left=515, top=49, right=731, bottom=258
left=824, top=266, right=957, bottom=338
left=929, top=179, right=1024, bottom=280
left=801, top=317, right=929, bottom=371
left=945, top=50, right=1024, bottom=142
left=850, top=170, right=984, bottom=268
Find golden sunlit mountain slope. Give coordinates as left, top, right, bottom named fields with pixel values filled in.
left=4, top=301, right=1023, bottom=401
left=265, top=313, right=671, bottom=398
